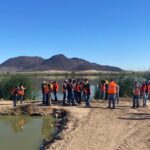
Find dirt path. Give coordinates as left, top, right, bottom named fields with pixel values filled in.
left=50, top=100, right=150, bottom=150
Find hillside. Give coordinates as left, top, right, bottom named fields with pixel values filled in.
left=0, top=54, right=123, bottom=72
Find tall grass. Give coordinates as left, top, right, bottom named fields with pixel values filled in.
left=0, top=75, right=38, bottom=100
left=94, top=72, right=150, bottom=98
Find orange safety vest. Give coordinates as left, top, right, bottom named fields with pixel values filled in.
left=101, top=83, right=106, bottom=92
left=108, top=81, right=117, bottom=94
left=142, top=84, right=147, bottom=92
left=56, top=83, right=59, bottom=92
left=43, top=84, right=50, bottom=94
left=133, top=87, right=140, bottom=96
left=76, top=84, right=82, bottom=92
left=19, top=90, right=25, bottom=96
left=148, top=85, right=150, bottom=93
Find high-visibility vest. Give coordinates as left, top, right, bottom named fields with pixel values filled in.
left=148, top=85, right=150, bottom=93
left=43, top=84, right=50, bottom=94
left=101, top=83, right=106, bottom=92
left=141, top=84, right=147, bottom=92
left=19, top=90, right=25, bottom=96
left=133, top=86, right=140, bottom=96
left=76, top=84, right=82, bottom=92
left=53, top=83, right=59, bottom=92
left=108, top=81, right=117, bottom=94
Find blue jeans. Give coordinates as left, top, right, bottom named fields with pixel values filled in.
left=133, top=95, right=139, bottom=108
left=19, top=95, right=24, bottom=103
left=42, top=93, right=46, bottom=104
left=83, top=93, right=90, bottom=107
left=143, top=92, right=148, bottom=106
left=67, top=91, right=74, bottom=104
left=108, top=94, right=116, bottom=108
left=54, top=91, right=58, bottom=101
left=101, top=92, right=106, bottom=100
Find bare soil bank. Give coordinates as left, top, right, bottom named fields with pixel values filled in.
left=50, top=100, right=150, bottom=150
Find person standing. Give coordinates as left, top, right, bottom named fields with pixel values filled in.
left=53, top=81, right=59, bottom=101
left=148, top=80, right=150, bottom=100
left=108, top=79, right=117, bottom=109
left=11, top=86, right=19, bottom=107
left=18, top=84, right=26, bottom=104
left=67, top=79, right=75, bottom=106
left=62, top=80, right=67, bottom=105
left=41, top=81, right=47, bottom=105
left=116, top=83, right=120, bottom=104
left=47, top=81, right=53, bottom=106
left=100, top=81, right=106, bottom=100
left=141, top=81, right=148, bottom=107
left=83, top=79, right=91, bottom=108
left=132, top=81, right=140, bottom=109
left=76, top=80, right=82, bottom=104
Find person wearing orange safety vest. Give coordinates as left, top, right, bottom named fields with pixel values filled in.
left=132, top=81, right=140, bottom=109
left=53, top=81, right=59, bottom=101
left=76, top=79, right=82, bottom=104
left=18, top=84, right=26, bottom=104
left=83, top=79, right=91, bottom=108
left=141, top=81, right=148, bottom=107
left=107, top=79, right=117, bottom=109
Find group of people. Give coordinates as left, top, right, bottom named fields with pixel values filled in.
left=132, top=81, right=150, bottom=108
left=41, top=80, right=59, bottom=106
left=11, top=79, right=150, bottom=109
left=11, top=84, right=26, bottom=107
left=41, top=78, right=91, bottom=107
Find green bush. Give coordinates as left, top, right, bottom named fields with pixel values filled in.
left=0, top=75, right=38, bottom=100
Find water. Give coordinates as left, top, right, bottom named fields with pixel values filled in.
left=0, top=115, right=55, bottom=150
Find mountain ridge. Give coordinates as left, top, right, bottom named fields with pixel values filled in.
left=0, top=54, right=123, bottom=72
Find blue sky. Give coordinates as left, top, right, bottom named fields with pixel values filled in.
left=0, top=0, right=150, bottom=70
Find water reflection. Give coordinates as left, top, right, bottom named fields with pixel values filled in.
left=41, top=116, right=55, bottom=140
left=10, top=116, right=30, bottom=133
left=0, top=116, right=30, bottom=133
left=0, top=115, right=55, bottom=150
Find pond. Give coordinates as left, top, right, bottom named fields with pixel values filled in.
left=0, top=115, right=55, bottom=150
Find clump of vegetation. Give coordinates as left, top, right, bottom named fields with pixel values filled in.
left=94, top=72, right=150, bottom=98
left=0, top=75, right=38, bottom=100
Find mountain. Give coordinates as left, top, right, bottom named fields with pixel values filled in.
left=0, top=54, right=123, bottom=72
left=0, top=56, right=44, bottom=71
